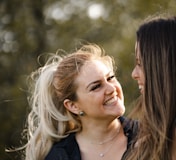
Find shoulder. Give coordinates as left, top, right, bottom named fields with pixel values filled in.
left=118, top=116, right=139, bottom=147
left=45, top=133, right=81, bottom=160
left=119, top=116, right=139, bottom=133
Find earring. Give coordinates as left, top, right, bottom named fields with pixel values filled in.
left=79, top=111, right=85, bottom=116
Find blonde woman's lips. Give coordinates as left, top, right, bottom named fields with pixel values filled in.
left=104, top=96, right=118, bottom=106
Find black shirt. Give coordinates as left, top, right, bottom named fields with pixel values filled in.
left=45, top=116, right=138, bottom=160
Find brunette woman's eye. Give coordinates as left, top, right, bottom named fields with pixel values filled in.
left=136, top=59, right=142, bottom=67
left=137, top=62, right=141, bottom=66
left=90, top=84, right=101, bottom=91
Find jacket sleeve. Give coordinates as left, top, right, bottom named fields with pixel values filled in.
left=45, top=133, right=81, bottom=160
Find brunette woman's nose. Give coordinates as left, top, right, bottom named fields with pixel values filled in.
left=131, top=67, right=138, bottom=80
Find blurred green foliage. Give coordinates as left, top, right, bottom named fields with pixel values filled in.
left=1, top=0, right=176, bottom=159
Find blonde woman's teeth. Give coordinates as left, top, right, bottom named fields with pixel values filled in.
left=104, top=97, right=117, bottom=105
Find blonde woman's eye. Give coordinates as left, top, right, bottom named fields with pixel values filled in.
left=107, top=75, right=115, bottom=81
left=90, top=84, right=101, bottom=91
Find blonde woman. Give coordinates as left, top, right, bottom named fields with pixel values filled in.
left=20, top=43, right=138, bottom=160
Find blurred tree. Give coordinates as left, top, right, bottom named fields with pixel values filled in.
left=0, top=0, right=176, bottom=159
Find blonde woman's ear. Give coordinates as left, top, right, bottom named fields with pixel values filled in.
left=63, top=99, right=80, bottom=115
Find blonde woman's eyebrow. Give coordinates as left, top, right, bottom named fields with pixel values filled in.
left=86, top=71, right=112, bottom=89
left=86, top=80, right=100, bottom=89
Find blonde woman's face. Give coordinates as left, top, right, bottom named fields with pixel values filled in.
left=74, top=60, right=125, bottom=119
left=131, top=42, right=145, bottom=94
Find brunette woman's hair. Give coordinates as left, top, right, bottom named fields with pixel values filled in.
left=127, top=15, right=176, bottom=160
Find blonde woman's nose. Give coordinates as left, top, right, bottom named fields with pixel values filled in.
left=105, top=82, right=115, bottom=95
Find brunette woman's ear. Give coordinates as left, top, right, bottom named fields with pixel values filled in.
left=63, top=99, right=80, bottom=115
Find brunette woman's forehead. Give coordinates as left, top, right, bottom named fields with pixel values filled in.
left=135, top=42, right=138, bottom=55
left=135, top=42, right=140, bottom=57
